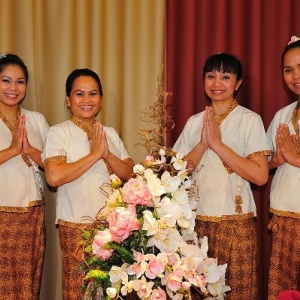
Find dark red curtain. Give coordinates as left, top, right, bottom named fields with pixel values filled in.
left=166, top=1, right=300, bottom=299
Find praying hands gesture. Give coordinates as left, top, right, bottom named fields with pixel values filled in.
left=269, top=123, right=300, bottom=169
left=0, top=114, right=43, bottom=167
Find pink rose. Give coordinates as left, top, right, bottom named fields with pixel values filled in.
left=122, top=178, right=153, bottom=206
left=92, top=229, right=114, bottom=260
left=107, top=207, right=140, bottom=242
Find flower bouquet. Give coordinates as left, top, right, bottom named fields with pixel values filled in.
left=80, top=148, right=230, bottom=300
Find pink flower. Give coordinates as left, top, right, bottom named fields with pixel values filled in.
left=166, top=269, right=184, bottom=292
left=92, top=229, right=114, bottom=260
left=133, top=276, right=154, bottom=299
left=144, top=254, right=166, bottom=279
left=144, top=155, right=154, bottom=167
left=288, top=36, right=300, bottom=45
left=122, top=178, right=153, bottom=206
left=151, top=287, right=167, bottom=300
left=110, top=174, right=122, bottom=188
left=107, top=207, right=140, bottom=242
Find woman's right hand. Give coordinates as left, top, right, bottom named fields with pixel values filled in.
left=9, top=115, right=24, bottom=156
left=90, top=122, right=109, bottom=160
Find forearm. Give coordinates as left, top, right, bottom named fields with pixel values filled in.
left=212, top=142, right=269, bottom=186
left=0, top=147, right=19, bottom=165
left=26, top=147, right=44, bottom=168
left=45, top=152, right=100, bottom=186
left=104, top=152, right=134, bottom=180
left=182, top=142, right=207, bottom=173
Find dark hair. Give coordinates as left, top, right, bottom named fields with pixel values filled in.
left=65, top=68, right=103, bottom=97
left=0, top=53, right=29, bottom=83
left=281, top=40, right=300, bottom=66
left=202, top=53, right=242, bottom=81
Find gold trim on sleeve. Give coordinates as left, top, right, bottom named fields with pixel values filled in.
left=44, top=155, right=67, bottom=164
left=247, top=150, right=272, bottom=159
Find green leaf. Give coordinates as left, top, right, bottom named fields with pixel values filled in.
left=105, top=242, right=134, bottom=264
left=84, top=269, right=109, bottom=281
left=84, top=245, right=93, bottom=252
left=82, top=230, right=92, bottom=240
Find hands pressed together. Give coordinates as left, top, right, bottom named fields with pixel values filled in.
left=272, top=123, right=300, bottom=168
left=199, top=106, right=222, bottom=151
left=89, top=122, right=110, bottom=160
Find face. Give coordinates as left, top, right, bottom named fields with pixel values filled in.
left=204, top=70, right=242, bottom=103
left=0, top=65, right=27, bottom=109
left=66, top=76, right=101, bottom=122
left=282, top=47, right=300, bottom=96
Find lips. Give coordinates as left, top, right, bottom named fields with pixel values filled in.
left=4, top=93, right=18, bottom=99
left=79, top=105, right=94, bottom=111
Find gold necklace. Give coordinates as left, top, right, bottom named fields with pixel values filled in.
left=0, top=108, right=20, bottom=132
left=214, top=100, right=238, bottom=124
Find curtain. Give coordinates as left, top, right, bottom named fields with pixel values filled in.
left=0, top=1, right=166, bottom=299
left=166, top=1, right=300, bottom=299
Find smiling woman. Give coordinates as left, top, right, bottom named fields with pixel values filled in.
left=41, top=68, right=135, bottom=300
left=0, top=54, right=49, bottom=299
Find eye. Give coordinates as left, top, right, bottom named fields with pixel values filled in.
left=206, top=73, right=215, bottom=79
left=1, top=78, right=10, bottom=83
left=222, top=74, right=231, bottom=80
left=283, top=67, right=292, bottom=74
left=90, top=91, right=98, bottom=96
left=75, top=91, right=83, bottom=97
left=17, top=79, right=25, bottom=85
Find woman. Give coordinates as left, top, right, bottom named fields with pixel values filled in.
left=173, top=53, right=271, bottom=299
left=267, top=36, right=300, bottom=300
left=0, top=54, right=49, bottom=299
left=42, top=68, right=134, bottom=299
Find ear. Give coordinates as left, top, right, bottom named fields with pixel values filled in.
left=235, top=79, right=242, bottom=91
left=65, top=97, right=70, bottom=107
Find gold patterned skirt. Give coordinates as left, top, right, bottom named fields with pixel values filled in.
left=0, top=205, right=45, bottom=300
left=58, top=222, right=95, bottom=300
left=194, top=217, right=259, bottom=300
left=268, top=215, right=300, bottom=300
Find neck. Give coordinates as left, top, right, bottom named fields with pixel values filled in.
left=212, top=100, right=235, bottom=116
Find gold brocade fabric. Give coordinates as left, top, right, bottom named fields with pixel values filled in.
left=58, top=224, right=90, bottom=300
left=194, top=218, right=259, bottom=300
left=268, top=216, right=300, bottom=300
left=0, top=206, right=45, bottom=299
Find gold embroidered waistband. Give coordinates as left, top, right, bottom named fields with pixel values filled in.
left=270, top=207, right=300, bottom=219
left=196, top=211, right=255, bottom=222
left=57, top=219, right=96, bottom=230
left=0, top=200, right=44, bottom=213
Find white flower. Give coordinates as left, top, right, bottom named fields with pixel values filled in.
left=109, top=265, right=128, bottom=284
left=106, top=287, right=117, bottom=298
left=160, top=171, right=181, bottom=193
left=133, top=164, right=145, bottom=174
left=144, top=169, right=166, bottom=196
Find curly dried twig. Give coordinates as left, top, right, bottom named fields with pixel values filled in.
left=135, top=65, right=174, bottom=154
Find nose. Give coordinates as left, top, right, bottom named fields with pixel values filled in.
left=294, top=68, right=300, bottom=79
left=9, top=82, right=18, bottom=91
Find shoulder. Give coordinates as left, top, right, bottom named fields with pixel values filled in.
left=48, top=120, right=71, bottom=132
left=21, top=108, right=47, bottom=120
left=273, top=101, right=298, bottom=117
left=103, top=126, right=122, bottom=140
left=236, top=105, right=263, bottom=121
